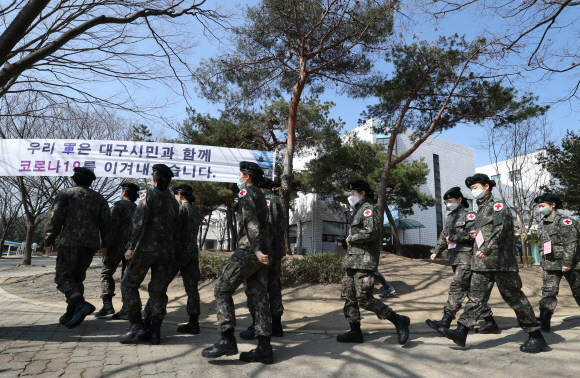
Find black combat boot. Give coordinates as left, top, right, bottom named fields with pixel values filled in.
left=272, top=314, right=284, bottom=337
left=142, top=312, right=152, bottom=330
left=520, top=330, right=547, bottom=353
left=388, top=311, right=411, bottom=345
left=475, top=316, right=500, bottom=334
left=118, top=313, right=147, bottom=343
left=94, top=296, right=115, bottom=318
left=59, top=301, right=76, bottom=325
left=112, top=307, right=129, bottom=320
left=139, top=318, right=162, bottom=345
left=239, top=336, right=274, bottom=364
left=202, top=329, right=238, bottom=358
left=65, top=296, right=96, bottom=329
left=426, top=313, right=453, bottom=333
left=537, top=309, right=552, bottom=333
left=336, top=322, right=364, bottom=343
left=177, top=315, right=200, bottom=334
left=439, top=324, right=469, bottom=347
left=240, top=314, right=256, bottom=340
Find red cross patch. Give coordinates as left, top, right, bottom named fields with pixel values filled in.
left=363, top=209, right=372, bottom=217
left=467, top=214, right=476, bottom=221
left=266, top=200, right=271, bottom=206
left=493, top=203, right=504, bottom=212
left=238, top=189, right=247, bottom=198
left=563, top=219, right=572, bottom=226
left=139, top=192, right=146, bottom=200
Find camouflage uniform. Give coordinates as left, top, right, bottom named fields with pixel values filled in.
left=245, top=189, right=285, bottom=317
left=101, top=199, right=137, bottom=298
left=432, top=205, right=493, bottom=319
left=121, top=187, right=179, bottom=320
left=342, top=200, right=392, bottom=323
left=215, top=184, right=271, bottom=336
left=457, top=193, right=541, bottom=333
left=44, top=185, right=111, bottom=299
left=538, top=212, right=580, bottom=311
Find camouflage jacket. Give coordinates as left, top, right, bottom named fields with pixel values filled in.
left=126, top=187, right=179, bottom=259
left=105, top=199, right=137, bottom=252
left=539, top=211, right=578, bottom=270
left=174, top=201, right=201, bottom=261
left=433, top=205, right=476, bottom=266
left=471, top=192, right=518, bottom=272
left=344, top=200, right=380, bottom=271
left=44, top=185, right=111, bottom=249
left=235, top=184, right=270, bottom=254
left=264, top=189, right=286, bottom=257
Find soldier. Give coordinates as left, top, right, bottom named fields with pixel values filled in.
left=118, top=164, right=179, bottom=345
left=94, top=182, right=139, bottom=319
left=534, top=193, right=580, bottom=332
left=44, top=167, right=111, bottom=329
left=240, top=177, right=285, bottom=340
left=440, top=173, right=547, bottom=353
left=426, top=187, right=498, bottom=334
left=202, top=161, right=272, bottom=364
left=337, top=180, right=410, bottom=345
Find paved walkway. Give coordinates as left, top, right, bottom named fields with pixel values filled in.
left=1, top=265, right=580, bottom=377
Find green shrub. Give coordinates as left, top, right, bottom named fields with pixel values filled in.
left=281, top=253, right=344, bottom=284
left=528, top=256, right=536, bottom=265
left=199, top=253, right=228, bottom=280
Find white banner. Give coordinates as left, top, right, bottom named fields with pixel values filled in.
left=0, top=139, right=275, bottom=183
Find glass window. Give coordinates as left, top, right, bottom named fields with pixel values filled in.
left=491, top=174, right=501, bottom=182
left=289, top=225, right=297, bottom=244
left=322, top=221, right=343, bottom=242
left=509, top=170, right=521, bottom=181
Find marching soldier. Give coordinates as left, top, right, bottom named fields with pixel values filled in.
left=44, top=167, right=111, bottom=328
left=240, top=177, right=285, bottom=340
left=440, top=174, right=547, bottom=353
left=118, top=164, right=179, bottom=345
left=426, top=187, right=498, bottom=334
left=95, top=182, right=139, bottom=319
left=535, top=193, right=580, bottom=332
left=202, top=161, right=273, bottom=364
left=337, top=180, right=410, bottom=345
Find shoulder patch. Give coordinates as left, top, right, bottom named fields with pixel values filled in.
left=563, top=218, right=573, bottom=226
left=238, top=189, right=247, bottom=198
left=266, top=200, right=271, bottom=206
left=493, top=203, right=504, bottom=212
left=363, top=209, right=373, bottom=217
left=139, top=192, right=147, bottom=200
left=467, top=213, right=476, bottom=221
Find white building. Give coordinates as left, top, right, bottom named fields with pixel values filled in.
left=288, top=119, right=476, bottom=253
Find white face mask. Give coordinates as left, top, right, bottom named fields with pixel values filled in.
left=347, top=195, right=359, bottom=208
left=446, top=202, right=459, bottom=211
left=539, top=207, right=552, bottom=217
left=471, top=188, right=485, bottom=200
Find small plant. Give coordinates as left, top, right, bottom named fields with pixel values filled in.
left=281, top=253, right=344, bottom=284
left=199, top=253, right=228, bottom=280
left=528, top=232, right=539, bottom=247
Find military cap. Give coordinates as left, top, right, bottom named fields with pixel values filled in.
left=534, top=193, right=563, bottom=209
left=465, top=173, right=496, bottom=189
left=73, top=166, right=96, bottom=181
left=152, top=163, right=174, bottom=178
left=173, top=184, right=193, bottom=194
left=348, top=180, right=371, bottom=192
left=120, top=182, right=140, bottom=192
left=239, top=161, right=264, bottom=176
left=443, top=187, right=469, bottom=208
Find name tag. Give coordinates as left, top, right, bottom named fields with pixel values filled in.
left=448, top=243, right=457, bottom=249
left=544, top=241, right=552, bottom=255
left=476, top=231, right=484, bottom=248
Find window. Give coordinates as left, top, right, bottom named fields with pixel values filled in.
left=509, top=170, right=521, bottom=181
left=289, top=225, right=297, bottom=244
left=491, top=174, right=501, bottom=183
left=322, top=221, right=344, bottom=242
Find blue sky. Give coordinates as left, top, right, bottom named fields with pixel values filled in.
left=134, top=1, right=580, bottom=168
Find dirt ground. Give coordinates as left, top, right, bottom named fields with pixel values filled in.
left=3, top=253, right=579, bottom=331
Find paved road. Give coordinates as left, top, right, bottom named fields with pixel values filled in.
left=1, top=266, right=580, bottom=377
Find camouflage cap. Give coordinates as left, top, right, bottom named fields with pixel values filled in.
left=73, top=167, right=96, bottom=181
left=465, top=173, right=496, bottom=189
left=152, top=163, right=174, bottom=178
left=239, top=161, right=264, bottom=176
left=534, top=193, right=563, bottom=209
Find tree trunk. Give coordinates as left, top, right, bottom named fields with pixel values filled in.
left=384, top=206, right=402, bottom=255
left=520, top=221, right=529, bottom=267
left=279, top=66, right=308, bottom=256
left=22, top=215, right=37, bottom=265
left=201, top=212, right=212, bottom=249
left=0, top=232, right=6, bottom=258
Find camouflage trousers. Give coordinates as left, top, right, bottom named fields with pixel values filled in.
left=458, top=271, right=541, bottom=333
left=245, top=254, right=284, bottom=317
left=215, top=249, right=271, bottom=336
left=100, top=246, right=128, bottom=298
left=539, top=269, right=580, bottom=312
left=121, top=251, right=174, bottom=320
left=443, top=265, right=493, bottom=319
left=54, top=246, right=96, bottom=300
left=342, top=268, right=392, bottom=323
